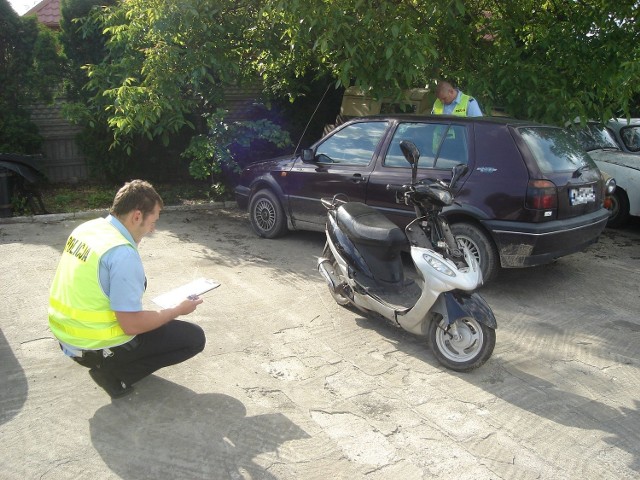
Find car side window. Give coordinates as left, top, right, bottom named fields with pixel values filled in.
left=384, top=123, right=439, bottom=168
left=621, top=126, right=640, bottom=152
left=434, top=125, right=469, bottom=169
left=315, top=121, right=388, bottom=166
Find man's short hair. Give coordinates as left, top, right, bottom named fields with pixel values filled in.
left=436, top=81, right=454, bottom=96
left=110, top=180, right=164, bottom=218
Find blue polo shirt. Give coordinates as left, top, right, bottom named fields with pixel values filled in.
left=99, top=215, right=146, bottom=312
left=436, top=90, right=483, bottom=117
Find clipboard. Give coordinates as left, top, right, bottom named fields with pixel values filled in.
left=152, top=277, right=220, bottom=308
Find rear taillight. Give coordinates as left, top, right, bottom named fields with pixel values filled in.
left=526, top=180, right=557, bottom=210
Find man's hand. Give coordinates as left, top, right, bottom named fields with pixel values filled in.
left=176, top=296, right=203, bottom=316
left=116, top=296, right=203, bottom=335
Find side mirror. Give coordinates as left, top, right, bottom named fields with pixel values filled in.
left=399, top=140, right=420, bottom=184
left=302, top=148, right=315, bottom=163
left=450, top=164, right=468, bottom=188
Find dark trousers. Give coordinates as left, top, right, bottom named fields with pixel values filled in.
left=75, top=320, right=206, bottom=386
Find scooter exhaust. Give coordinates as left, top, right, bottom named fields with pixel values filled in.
left=318, top=257, right=338, bottom=292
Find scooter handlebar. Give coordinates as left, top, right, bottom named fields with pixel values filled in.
left=386, top=184, right=409, bottom=193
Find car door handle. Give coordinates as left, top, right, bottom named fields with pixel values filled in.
left=350, top=174, right=367, bottom=184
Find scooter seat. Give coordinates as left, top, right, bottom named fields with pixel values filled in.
left=336, top=202, right=407, bottom=248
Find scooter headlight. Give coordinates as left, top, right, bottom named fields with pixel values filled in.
left=423, top=253, right=456, bottom=277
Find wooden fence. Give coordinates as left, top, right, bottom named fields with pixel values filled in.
left=29, top=101, right=87, bottom=183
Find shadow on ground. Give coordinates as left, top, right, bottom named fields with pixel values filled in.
left=90, top=376, right=310, bottom=480
left=0, top=328, right=28, bottom=425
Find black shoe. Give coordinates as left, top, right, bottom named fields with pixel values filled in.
left=89, top=368, right=134, bottom=399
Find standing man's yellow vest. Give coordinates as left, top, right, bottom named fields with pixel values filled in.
left=49, top=218, right=136, bottom=350
left=433, top=94, right=471, bottom=116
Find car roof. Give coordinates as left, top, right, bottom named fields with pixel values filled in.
left=350, top=114, right=554, bottom=128
left=608, top=118, right=640, bottom=127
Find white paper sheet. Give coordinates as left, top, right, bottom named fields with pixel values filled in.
left=152, top=277, right=220, bottom=308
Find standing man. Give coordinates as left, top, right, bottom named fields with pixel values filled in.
left=48, top=180, right=206, bottom=399
left=431, top=80, right=483, bottom=117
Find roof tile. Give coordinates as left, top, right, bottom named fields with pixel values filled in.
left=24, top=0, right=61, bottom=29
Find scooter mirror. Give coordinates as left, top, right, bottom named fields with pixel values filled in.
left=400, top=140, right=420, bottom=184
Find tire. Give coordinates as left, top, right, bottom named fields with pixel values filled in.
left=249, top=189, right=288, bottom=238
left=450, top=222, right=499, bottom=283
left=606, top=188, right=630, bottom=228
left=322, top=245, right=351, bottom=306
left=428, top=316, right=496, bottom=372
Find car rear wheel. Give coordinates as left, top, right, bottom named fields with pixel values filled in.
left=606, top=188, right=630, bottom=228
left=249, top=189, right=288, bottom=238
left=451, top=222, right=499, bottom=283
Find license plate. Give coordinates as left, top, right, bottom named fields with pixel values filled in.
left=569, top=187, right=596, bottom=205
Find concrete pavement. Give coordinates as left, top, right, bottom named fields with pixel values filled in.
left=1, top=206, right=639, bottom=479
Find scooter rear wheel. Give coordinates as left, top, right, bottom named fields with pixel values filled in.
left=428, top=316, right=496, bottom=372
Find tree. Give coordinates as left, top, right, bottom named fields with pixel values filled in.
left=257, top=0, right=640, bottom=125
left=70, top=0, right=292, bottom=186
left=470, top=0, right=640, bottom=124
left=68, top=0, right=640, bottom=186
left=0, top=0, right=63, bottom=153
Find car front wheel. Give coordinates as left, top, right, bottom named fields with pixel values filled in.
left=450, top=222, right=499, bottom=283
left=249, top=189, right=288, bottom=238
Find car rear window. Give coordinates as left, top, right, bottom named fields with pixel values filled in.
left=519, top=127, right=597, bottom=173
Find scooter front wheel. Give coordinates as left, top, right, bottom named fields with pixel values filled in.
left=428, top=316, right=496, bottom=372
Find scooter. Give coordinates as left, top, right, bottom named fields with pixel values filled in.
left=317, top=140, right=496, bottom=372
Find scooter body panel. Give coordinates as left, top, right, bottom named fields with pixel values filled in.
left=430, top=291, right=497, bottom=329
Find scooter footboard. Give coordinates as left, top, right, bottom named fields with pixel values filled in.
left=435, top=291, right=497, bottom=329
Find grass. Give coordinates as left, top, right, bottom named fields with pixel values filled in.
left=21, top=180, right=222, bottom=215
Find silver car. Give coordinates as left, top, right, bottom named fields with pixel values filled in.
left=607, top=118, right=640, bottom=155
left=572, top=122, right=640, bottom=227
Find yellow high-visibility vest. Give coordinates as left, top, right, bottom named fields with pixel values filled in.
left=433, top=94, right=471, bottom=116
left=48, top=218, right=136, bottom=349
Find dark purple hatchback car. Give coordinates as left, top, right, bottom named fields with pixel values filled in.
left=235, top=115, right=610, bottom=281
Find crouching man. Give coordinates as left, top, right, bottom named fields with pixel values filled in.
left=48, top=180, right=206, bottom=399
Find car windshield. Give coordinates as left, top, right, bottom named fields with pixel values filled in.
left=519, top=126, right=597, bottom=173
left=571, top=123, right=620, bottom=151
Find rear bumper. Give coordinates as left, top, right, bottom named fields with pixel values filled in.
left=484, top=208, right=610, bottom=268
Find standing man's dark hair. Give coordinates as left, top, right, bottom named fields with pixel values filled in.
left=49, top=179, right=206, bottom=398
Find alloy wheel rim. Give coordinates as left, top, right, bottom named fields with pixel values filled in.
left=456, top=236, right=480, bottom=265
left=255, top=199, right=276, bottom=231
left=435, top=318, right=483, bottom=362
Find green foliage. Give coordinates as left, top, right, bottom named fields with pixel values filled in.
left=257, top=0, right=640, bottom=125
left=0, top=108, right=43, bottom=153
left=0, top=0, right=64, bottom=153
left=39, top=181, right=212, bottom=214
left=68, top=0, right=294, bottom=186
left=254, top=0, right=442, bottom=100
left=59, top=0, right=118, bottom=100
left=56, top=0, right=640, bottom=190
left=469, top=0, right=640, bottom=124
left=183, top=109, right=291, bottom=182
left=10, top=191, right=30, bottom=216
